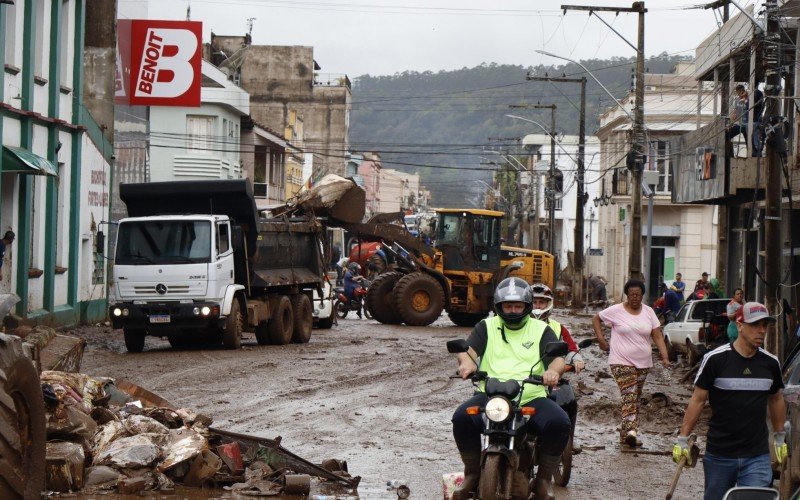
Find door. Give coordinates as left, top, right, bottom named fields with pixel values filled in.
left=648, top=247, right=665, bottom=304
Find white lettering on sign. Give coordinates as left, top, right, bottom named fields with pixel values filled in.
left=134, top=28, right=198, bottom=99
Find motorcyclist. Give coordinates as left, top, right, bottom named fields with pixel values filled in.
left=451, top=277, right=571, bottom=500
left=530, top=283, right=585, bottom=455
left=343, top=262, right=365, bottom=317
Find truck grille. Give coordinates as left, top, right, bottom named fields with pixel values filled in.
left=118, top=282, right=207, bottom=297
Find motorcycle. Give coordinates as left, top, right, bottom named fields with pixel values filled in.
left=551, top=339, right=593, bottom=487
left=335, top=279, right=372, bottom=319
left=446, top=338, right=571, bottom=500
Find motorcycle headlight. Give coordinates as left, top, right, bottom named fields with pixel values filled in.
left=485, top=397, right=511, bottom=422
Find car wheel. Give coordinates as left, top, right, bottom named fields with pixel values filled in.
left=664, top=336, right=677, bottom=363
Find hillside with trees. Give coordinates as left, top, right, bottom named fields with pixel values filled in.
left=350, top=53, right=691, bottom=207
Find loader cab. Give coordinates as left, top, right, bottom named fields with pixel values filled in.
left=435, top=209, right=503, bottom=272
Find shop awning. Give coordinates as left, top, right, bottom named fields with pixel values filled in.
left=2, top=146, right=58, bottom=176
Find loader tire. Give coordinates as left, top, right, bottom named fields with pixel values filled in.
left=0, top=333, right=46, bottom=500
left=291, top=294, right=313, bottom=344
left=267, top=296, right=294, bottom=345
left=447, top=312, right=488, bottom=328
left=393, top=272, right=445, bottom=326
left=366, top=272, right=403, bottom=325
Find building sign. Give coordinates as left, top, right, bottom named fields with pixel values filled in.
left=588, top=248, right=604, bottom=256
left=116, top=20, right=202, bottom=107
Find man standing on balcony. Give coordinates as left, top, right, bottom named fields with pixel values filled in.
left=725, top=84, right=764, bottom=156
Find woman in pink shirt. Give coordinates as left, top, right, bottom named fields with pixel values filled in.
left=592, top=279, right=671, bottom=448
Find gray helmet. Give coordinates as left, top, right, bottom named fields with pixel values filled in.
left=493, top=277, right=533, bottom=328
left=347, top=262, right=361, bottom=274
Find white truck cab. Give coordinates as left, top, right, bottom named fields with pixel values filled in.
left=109, top=214, right=243, bottom=342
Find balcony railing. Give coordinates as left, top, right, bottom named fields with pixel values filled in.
left=313, top=73, right=351, bottom=89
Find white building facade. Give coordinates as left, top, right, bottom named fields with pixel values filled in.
left=594, top=63, right=718, bottom=301
left=1, top=0, right=115, bottom=324
left=148, top=61, right=249, bottom=182
left=521, top=133, right=601, bottom=274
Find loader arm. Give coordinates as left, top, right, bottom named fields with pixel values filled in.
left=332, top=221, right=435, bottom=259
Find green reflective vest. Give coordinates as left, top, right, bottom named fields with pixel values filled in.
left=479, top=315, right=550, bottom=404
left=548, top=319, right=562, bottom=338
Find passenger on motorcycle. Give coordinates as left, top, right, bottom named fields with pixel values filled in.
left=451, top=277, right=571, bottom=500
left=343, top=262, right=366, bottom=315
left=530, top=283, right=585, bottom=455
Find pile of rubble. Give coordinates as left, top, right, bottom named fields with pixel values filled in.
left=41, top=370, right=359, bottom=496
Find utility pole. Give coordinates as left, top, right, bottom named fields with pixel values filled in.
left=563, top=2, right=647, bottom=281
left=763, top=0, right=784, bottom=356
left=527, top=75, right=587, bottom=306
left=509, top=103, right=557, bottom=253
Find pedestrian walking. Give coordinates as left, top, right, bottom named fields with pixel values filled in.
left=0, top=230, right=15, bottom=282
left=673, top=302, right=785, bottom=500
left=726, top=288, right=744, bottom=341
left=592, top=279, right=671, bottom=447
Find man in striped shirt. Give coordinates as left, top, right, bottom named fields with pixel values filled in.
left=673, top=302, right=786, bottom=500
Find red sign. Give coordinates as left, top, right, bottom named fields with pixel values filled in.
left=121, top=20, right=202, bottom=107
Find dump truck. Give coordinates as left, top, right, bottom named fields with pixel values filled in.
left=330, top=208, right=555, bottom=328
left=107, top=179, right=344, bottom=352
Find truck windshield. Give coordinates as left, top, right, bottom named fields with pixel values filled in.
left=116, top=220, right=212, bottom=265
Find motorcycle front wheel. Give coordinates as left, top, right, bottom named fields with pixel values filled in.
left=335, top=300, right=349, bottom=319
left=554, top=434, right=573, bottom=486
left=479, top=454, right=507, bottom=500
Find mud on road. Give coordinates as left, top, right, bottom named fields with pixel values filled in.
left=73, top=310, right=707, bottom=499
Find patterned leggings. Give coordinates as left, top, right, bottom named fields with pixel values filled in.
left=610, top=364, right=650, bottom=436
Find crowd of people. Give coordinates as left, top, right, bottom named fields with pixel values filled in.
left=448, top=271, right=785, bottom=500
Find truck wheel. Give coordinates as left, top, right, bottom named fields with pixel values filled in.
left=0, top=333, right=46, bottom=500
left=123, top=328, right=145, bottom=353
left=366, top=272, right=403, bottom=324
left=393, top=272, right=445, bottom=326
left=447, top=312, right=487, bottom=328
left=291, top=295, right=313, bottom=344
left=222, top=299, right=243, bottom=350
left=268, top=296, right=294, bottom=345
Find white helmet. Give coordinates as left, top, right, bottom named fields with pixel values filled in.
left=530, top=283, right=554, bottom=320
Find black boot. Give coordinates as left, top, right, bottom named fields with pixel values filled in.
left=452, top=451, right=481, bottom=500
left=533, top=453, right=560, bottom=500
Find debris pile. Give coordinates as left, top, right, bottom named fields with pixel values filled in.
left=41, top=371, right=359, bottom=495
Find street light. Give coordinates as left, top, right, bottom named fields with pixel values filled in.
left=535, top=50, right=634, bottom=123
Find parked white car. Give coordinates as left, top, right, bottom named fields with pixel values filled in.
left=663, top=298, right=730, bottom=365
left=313, top=277, right=335, bottom=329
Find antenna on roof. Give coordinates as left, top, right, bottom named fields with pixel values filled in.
left=247, top=17, right=256, bottom=37
left=186, top=2, right=191, bottom=21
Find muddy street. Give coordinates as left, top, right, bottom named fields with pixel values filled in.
left=73, top=310, right=706, bottom=499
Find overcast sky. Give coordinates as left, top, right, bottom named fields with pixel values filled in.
left=123, top=0, right=751, bottom=77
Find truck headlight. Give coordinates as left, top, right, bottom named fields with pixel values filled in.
left=122, top=308, right=129, bottom=317
left=112, top=307, right=122, bottom=317
left=193, top=307, right=200, bottom=315
left=485, top=397, right=511, bottom=422
left=201, top=306, right=211, bottom=316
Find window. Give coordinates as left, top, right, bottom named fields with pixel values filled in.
left=59, top=0, right=70, bottom=85
left=253, top=145, right=267, bottom=198
left=216, top=222, right=229, bottom=254
left=34, top=0, right=45, bottom=76
left=115, top=220, right=212, bottom=265
left=269, top=150, right=284, bottom=186
left=612, top=168, right=629, bottom=195
left=650, top=140, right=672, bottom=193
left=4, top=2, right=16, bottom=66
left=186, top=115, right=215, bottom=154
